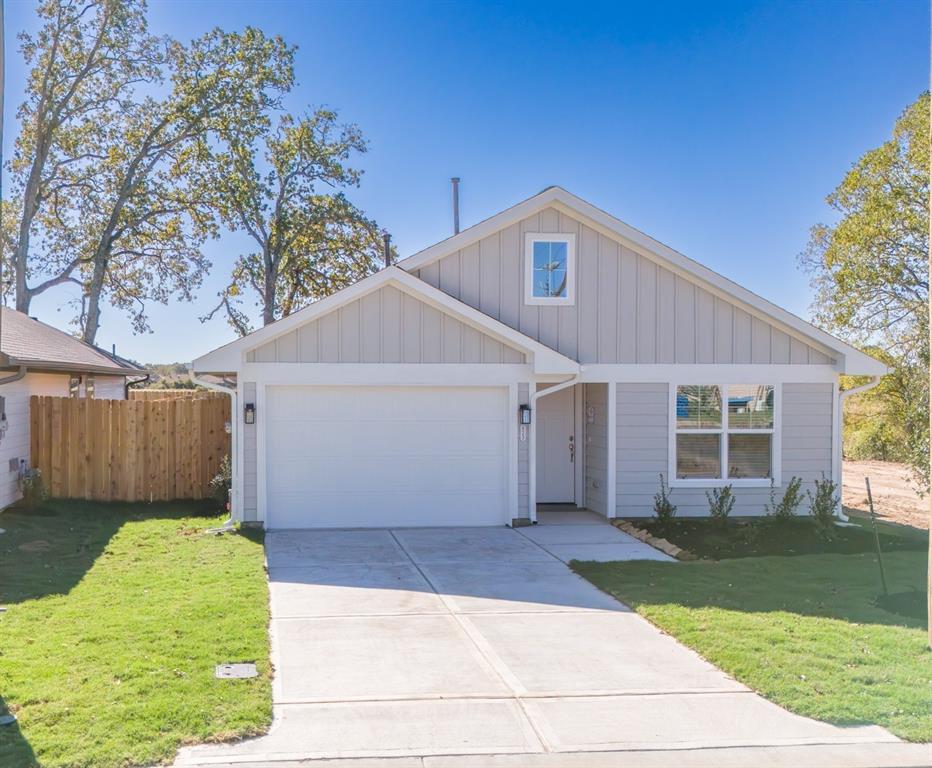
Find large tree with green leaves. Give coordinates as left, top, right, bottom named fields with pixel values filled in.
left=73, top=27, right=294, bottom=343
left=203, top=110, right=385, bottom=335
left=801, top=93, right=929, bottom=490
left=8, top=0, right=162, bottom=314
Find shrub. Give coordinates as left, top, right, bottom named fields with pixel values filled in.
left=19, top=468, right=49, bottom=509
left=808, top=473, right=840, bottom=529
left=705, top=485, right=735, bottom=526
left=653, top=473, right=677, bottom=526
left=209, top=455, right=232, bottom=510
left=764, top=476, right=803, bottom=521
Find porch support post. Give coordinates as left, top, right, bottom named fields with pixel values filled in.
left=607, top=381, right=617, bottom=519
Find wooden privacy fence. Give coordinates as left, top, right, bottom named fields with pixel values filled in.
left=129, top=389, right=228, bottom=401
left=30, top=395, right=231, bottom=502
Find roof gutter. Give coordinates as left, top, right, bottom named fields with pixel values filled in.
left=835, top=375, right=883, bottom=521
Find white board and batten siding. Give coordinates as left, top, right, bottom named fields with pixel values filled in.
left=416, top=207, right=835, bottom=367
left=248, top=285, right=526, bottom=365
left=616, top=382, right=833, bottom=517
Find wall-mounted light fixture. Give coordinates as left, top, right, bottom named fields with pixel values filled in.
left=519, top=404, right=531, bottom=425
left=244, top=403, right=256, bottom=424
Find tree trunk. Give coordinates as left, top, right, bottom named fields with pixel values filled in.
left=82, top=248, right=108, bottom=345
left=262, top=249, right=277, bottom=326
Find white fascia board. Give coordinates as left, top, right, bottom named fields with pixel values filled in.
left=193, top=265, right=579, bottom=376
left=578, top=363, right=840, bottom=384
left=398, top=186, right=887, bottom=377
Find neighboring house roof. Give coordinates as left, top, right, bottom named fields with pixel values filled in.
left=193, top=266, right=580, bottom=375
left=0, top=307, right=146, bottom=376
left=397, top=186, right=888, bottom=377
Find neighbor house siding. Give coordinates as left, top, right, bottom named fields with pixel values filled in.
left=615, top=382, right=833, bottom=517
left=89, top=375, right=126, bottom=400
left=416, top=207, right=834, bottom=366
left=584, top=383, right=608, bottom=516
left=243, top=381, right=257, bottom=521
left=247, top=285, right=526, bottom=364
left=518, top=382, right=530, bottom=519
left=2, top=373, right=71, bottom=509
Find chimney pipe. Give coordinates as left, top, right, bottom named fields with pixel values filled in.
left=451, top=177, right=461, bottom=235
left=382, top=233, right=392, bottom=268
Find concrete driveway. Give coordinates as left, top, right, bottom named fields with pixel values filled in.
left=177, top=518, right=925, bottom=767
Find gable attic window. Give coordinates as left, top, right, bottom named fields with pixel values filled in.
left=524, top=233, right=575, bottom=306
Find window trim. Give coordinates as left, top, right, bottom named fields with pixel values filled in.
left=524, top=232, right=576, bottom=306
left=668, top=383, right=782, bottom=488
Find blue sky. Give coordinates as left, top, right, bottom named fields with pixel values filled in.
left=3, top=0, right=928, bottom=363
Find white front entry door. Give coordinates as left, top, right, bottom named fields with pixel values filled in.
left=264, top=385, right=508, bottom=529
left=536, top=385, right=575, bottom=503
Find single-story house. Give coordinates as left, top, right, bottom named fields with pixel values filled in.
left=0, top=307, right=147, bottom=509
left=193, top=187, right=886, bottom=529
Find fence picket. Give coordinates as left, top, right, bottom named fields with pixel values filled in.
left=30, top=395, right=231, bottom=502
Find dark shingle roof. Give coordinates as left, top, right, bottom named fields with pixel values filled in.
left=1, top=307, right=145, bottom=375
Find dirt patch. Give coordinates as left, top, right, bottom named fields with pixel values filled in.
left=843, top=460, right=928, bottom=530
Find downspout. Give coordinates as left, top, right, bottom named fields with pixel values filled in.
left=0, top=365, right=27, bottom=386
left=194, top=375, right=237, bottom=532
left=527, top=371, right=581, bottom=524
left=124, top=373, right=150, bottom=400
left=835, top=375, right=882, bottom=521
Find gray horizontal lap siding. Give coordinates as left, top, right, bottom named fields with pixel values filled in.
left=416, top=207, right=833, bottom=366
left=248, top=285, right=525, bottom=364
left=616, top=382, right=833, bottom=517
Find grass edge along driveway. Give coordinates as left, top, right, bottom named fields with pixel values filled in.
left=574, top=549, right=931, bottom=743
left=0, top=500, right=271, bottom=768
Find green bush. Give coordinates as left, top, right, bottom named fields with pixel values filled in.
left=19, top=468, right=49, bottom=509
left=653, top=473, right=677, bottom=526
left=705, top=485, right=735, bottom=527
left=844, top=418, right=908, bottom=463
left=765, top=476, right=803, bottom=521
left=209, top=455, right=232, bottom=510
left=808, top=473, right=840, bottom=530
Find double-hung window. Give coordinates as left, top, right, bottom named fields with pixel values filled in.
left=673, top=384, right=776, bottom=484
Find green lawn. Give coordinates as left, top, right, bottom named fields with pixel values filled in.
left=0, top=500, right=271, bottom=768
left=574, top=540, right=931, bottom=742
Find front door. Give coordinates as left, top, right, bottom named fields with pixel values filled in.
left=536, top=385, right=575, bottom=503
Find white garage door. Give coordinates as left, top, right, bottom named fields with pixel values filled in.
left=265, top=386, right=508, bottom=528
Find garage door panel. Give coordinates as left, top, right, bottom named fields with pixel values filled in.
left=268, top=455, right=504, bottom=493
left=267, top=491, right=505, bottom=528
left=268, top=386, right=502, bottom=422
left=268, top=420, right=505, bottom=459
left=265, top=386, right=508, bottom=528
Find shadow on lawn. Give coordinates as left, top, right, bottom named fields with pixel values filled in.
left=0, top=695, right=36, bottom=768
left=0, top=498, right=218, bottom=606
left=573, top=550, right=929, bottom=630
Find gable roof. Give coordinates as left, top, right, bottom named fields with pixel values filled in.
left=1, top=308, right=145, bottom=376
left=193, top=266, right=579, bottom=375
left=397, top=186, right=887, bottom=376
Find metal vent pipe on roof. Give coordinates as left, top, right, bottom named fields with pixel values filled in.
left=382, top=233, right=392, bottom=268
left=451, top=177, right=461, bottom=234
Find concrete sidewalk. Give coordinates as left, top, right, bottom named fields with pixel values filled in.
left=175, top=517, right=929, bottom=767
